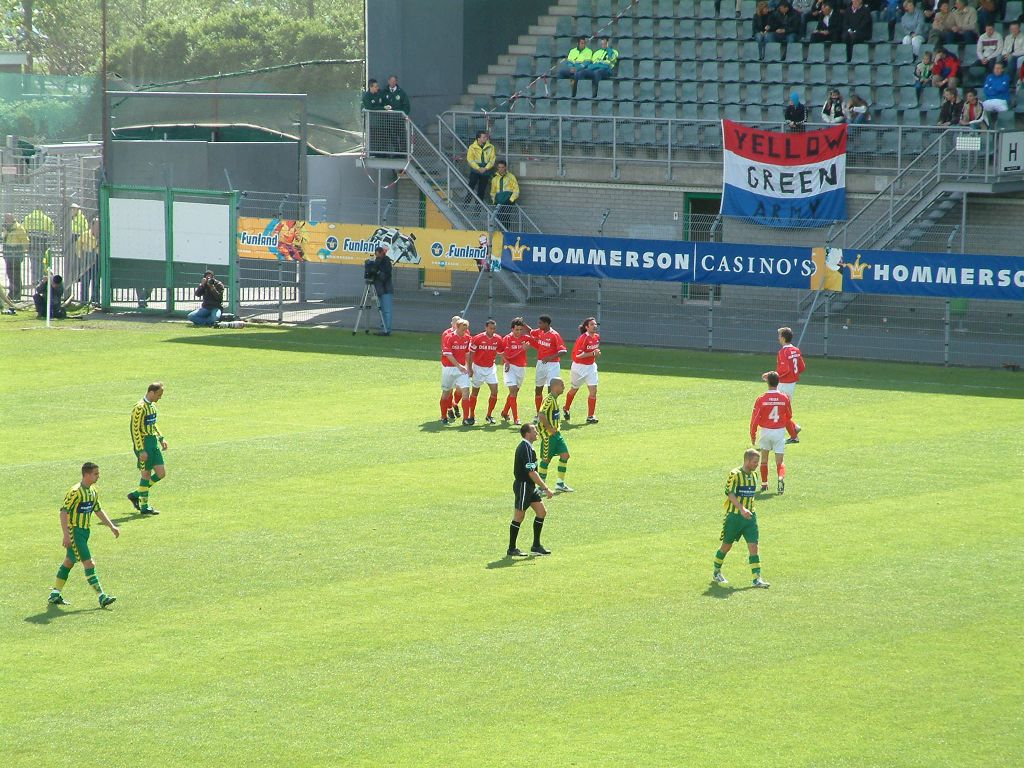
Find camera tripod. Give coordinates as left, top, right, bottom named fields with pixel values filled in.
left=353, top=280, right=385, bottom=335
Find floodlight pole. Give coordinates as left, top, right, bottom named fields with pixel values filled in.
left=101, top=0, right=111, bottom=181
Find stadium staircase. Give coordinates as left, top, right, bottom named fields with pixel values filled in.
left=799, top=129, right=1024, bottom=317
left=362, top=116, right=569, bottom=303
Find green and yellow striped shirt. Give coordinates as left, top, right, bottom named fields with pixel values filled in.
left=130, top=397, right=161, bottom=452
left=62, top=483, right=100, bottom=529
left=723, top=467, right=757, bottom=514
left=539, top=393, right=561, bottom=436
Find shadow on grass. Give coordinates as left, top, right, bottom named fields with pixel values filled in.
left=161, top=327, right=1024, bottom=399
left=486, top=554, right=540, bottom=569
left=25, top=605, right=102, bottom=624
left=109, top=511, right=156, bottom=525
left=701, top=583, right=760, bottom=599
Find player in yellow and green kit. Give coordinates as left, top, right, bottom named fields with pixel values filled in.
left=537, top=377, right=573, bottom=493
left=712, top=448, right=770, bottom=588
left=48, top=462, right=119, bottom=607
left=127, top=382, right=168, bottom=516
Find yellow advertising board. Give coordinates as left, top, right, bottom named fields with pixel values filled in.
left=236, top=217, right=503, bottom=273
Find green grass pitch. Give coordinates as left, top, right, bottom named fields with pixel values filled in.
left=2, top=317, right=1022, bottom=767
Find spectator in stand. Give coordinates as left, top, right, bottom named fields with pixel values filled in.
left=932, top=47, right=961, bottom=98
left=361, top=78, right=386, bottom=158
left=900, top=1, right=929, bottom=56
left=959, top=87, right=989, bottom=126
left=464, top=131, right=495, bottom=204
left=922, top=0, right=942, bottom=22
left=843, top=0, right=873, bottom=62
left=999, top=22, right=1024, bottom=83
left=821, top=88, right=848, bottom=122
left=976, top=0, right=999, bottom=31
left=937, top=86, right=965, bottom=124
left=754, top=1, right=774, bottom=60
left=557, top=36, right=592, bottom=97
left=976, top=22, right=1002, bottom=73
left=784, top=91, right=809, bottom=130
left=810, top=2, right=843, bottom=42
left=929, top=1, right=954, bottom=46
left=791, top=0, right=815, bottom=37
left=770, top=1, right=802, bottom=56
left=881, top=0, right=903, bottom=40
left=490, top=160, right=521, bottom=230
left=3, top=213, right=28, bottom=301
left=914, top=51, right=935, bottom=99
left=575, top=36, right=618, bottom=97
left=981, top=61, right=1011, bottom=124
left=846, top=92, right=872, bottom=122
left=383, top=75, right=411, bottom=156
left=944, top=0, right=978, bottom=45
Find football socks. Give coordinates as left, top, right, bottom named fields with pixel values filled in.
left=509, top=520, right=521, bottom=551
left=532, top=516, right=545, bottom=548
left=749, top=554, right=761, bottom=580
left=84, top=566, right=103, bottom=595
left=714, top=549, right=726, bottom=573
left=54, top=563, right=71, bottom=592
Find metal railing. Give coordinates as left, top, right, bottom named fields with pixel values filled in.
left=439, top=110, right=1005, bottom=181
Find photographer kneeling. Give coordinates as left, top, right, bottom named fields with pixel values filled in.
left=188, top=270, right=224, bottom=327
left=368, top=246, right=393, bottom=336
left=34, top=274, right=67, bottom=319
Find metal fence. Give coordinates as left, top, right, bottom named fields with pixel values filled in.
left=0, top=152, right=102, bottom=309
left=439, top=111, right=1009, bottom=181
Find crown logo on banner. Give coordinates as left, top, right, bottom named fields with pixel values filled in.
left=504, top=236, right=529, bottom=262
left=844, top=254, right=872, bottom=280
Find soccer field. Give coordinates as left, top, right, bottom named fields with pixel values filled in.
left=2, top=317, right=1021, bottom=767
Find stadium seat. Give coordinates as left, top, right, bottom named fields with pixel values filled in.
left=576, top=101, right=594, bottom=117
left=785, top=44, right=804, bottom=63
left=616, top=38, right=634, bottom=58
left=700, top=103, right=719, bottom=121
left=681, top=101, right=700, bottom=119
left=898, top=85, right=919, bottom=110
left=723, top=104, right=743, bottom=121
left=535, top=37, right=553, bottom=58
left=701, top=61, right=719, bottom=81
left=744, top=104, right=764, bottom=122
left=696, top=19, right=716, bottom=38
left=807, top=45, right=827, bottom=64
left=719, top=20, right=739, bottom=38
left=679, top=19, right=696, bottom=37
left=637, top=38, right=655, bottom=58
left=872, top=45, right=893, bottom=65
left=675, top=122, right=701, bottom=149
left=514, top=56, right=532, bottom=78
left=637, top=59, right=656, bottom=79
left=657, top=60, right=676, bottom=81
left=658, top=18, right=676, bottom=38
left=701, top=82, right=719, bottom=103
left=574, top=120, right=595, bottom=143
left=557, top=99, right=574, bottom=116
left=766, top=84, right=786, bottom=104
left=617, top=60, right=635, bottom=79
left=721, top=62, right=741, bottom=82
left=1008, top=1, right=1023, bottom=19
left=679, top=38, right=698, bottom=60
left=634, top=0, right=654, bottom=16
left=617, top=122, right=637, bottom=146
left=595, top=78, right=615, bottom=100
left=595, top=100, right=613, bottom=117
left=853, top=64, right=872, bottom=86
left=618, top=80, right=635, bottom=101
left=654, top=0, right=675, bottom=19
left=894, top=45, right=914, bottom=65
left=785, top=63, right=804, bottom=84
left=828, top=45, right=847, bottom=63
left=764, top=42, right=782, bottom=60
left=637, top=81, right=657, bottom=101
left=595, top=120, right=614, bottom=146
left=851, top=43, right=870, bottom=62
left=556, top=17, right=573, bottom=38
left=658, top=38, right=677, bottom=60
left=830, top=63, right=851, bottom=83
left=873, top=65, right=894, bottom=87
left=765, top=62, right=784, bottom=83
left=742, top=41, right=760, bottom=62
left=720, top=41, right=740, bottom=62
left=743, top=61, right=761, bottom=82
left=635, top=18, right=655, bottom=39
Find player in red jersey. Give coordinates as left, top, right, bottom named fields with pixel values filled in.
left=500, top=317, right=536, bottom=425
left=439, top=319, right=472, bottom=425
left=750, top=371, right=793, bottom=494
left=564, top=316, right=601, bottom=424
left=531, top=314, right=567, bottom=412
left=776, top=326, right=805, bottom=444
left=441, top=315, right=465, bottom=420
left=466, top=319, right=506, bottom=425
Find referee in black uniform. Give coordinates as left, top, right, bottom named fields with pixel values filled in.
left=509, top=423, right=554, bottom=557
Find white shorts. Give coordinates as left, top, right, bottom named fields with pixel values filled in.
left=535, top=361, right=562, bottom=387
left=471, top=364, right=498, bottom=387
left=441, top=366, right=470, bottom=392
left=778, top=382, right=796, bottom=399
left=758, top=428, right=787, bottom=455
left=504, top=364, right=525, bottom=387
left=570, top=362, right=599, bottom=388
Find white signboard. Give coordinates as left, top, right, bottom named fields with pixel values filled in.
left=109, top=198, right=166, bottom=262
left=998, top=131, right=1024, bottom=174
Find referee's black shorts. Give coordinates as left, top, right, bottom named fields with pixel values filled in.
left=513, top=481, right=542, bottom=510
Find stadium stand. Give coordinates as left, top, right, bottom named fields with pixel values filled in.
left=452, top=0, right=1023, bottom=129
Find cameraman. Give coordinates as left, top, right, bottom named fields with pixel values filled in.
left=188, top=270, right=224, bottom=327
left=370, top=246, right=393, bottom=336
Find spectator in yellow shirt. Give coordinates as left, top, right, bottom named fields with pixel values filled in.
left=489, top=160, right=520, bottom=230
left=464, top=130, right=496, bottom=204
left=556, top=36, right=592, bottom=97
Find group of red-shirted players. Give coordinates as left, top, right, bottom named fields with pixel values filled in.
left=749, top=326, right=806, bottom=495
left=437, top=313, right=602, bottom=428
